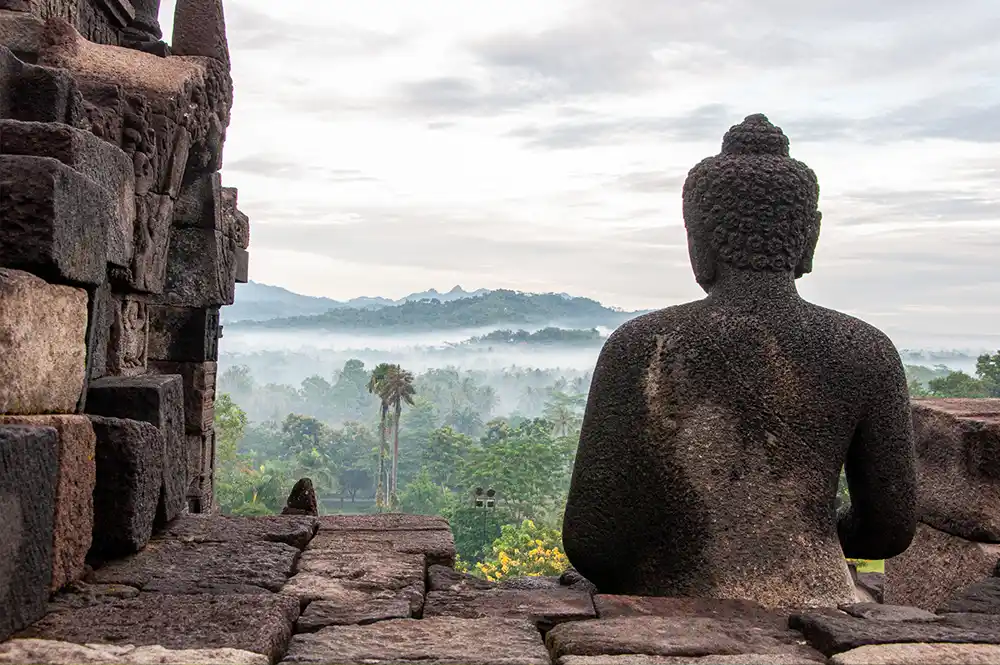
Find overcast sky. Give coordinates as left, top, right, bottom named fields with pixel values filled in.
left=160, top=1, right=999, bottom=348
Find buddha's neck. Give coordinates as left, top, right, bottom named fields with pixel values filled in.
left=705, top=267, right=800, bottom=305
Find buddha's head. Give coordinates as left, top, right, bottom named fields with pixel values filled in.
left=682, top=114, right=822, bottom=293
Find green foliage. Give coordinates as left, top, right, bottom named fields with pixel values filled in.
left=469, top=327, right=604, bottom=346
left=928, top=370, right=989, bottom=398
left=398, top=468, right=454, bottom=516
left=472, top=520, right=570, bottom=581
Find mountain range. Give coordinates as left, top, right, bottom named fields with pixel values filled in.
left=224, top=284, right=644, bottom=331
left=223, top=282, right=492, bottom=323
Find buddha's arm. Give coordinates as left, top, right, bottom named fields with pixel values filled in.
left=838, top=344, right=917, bottom=560
left=562, top=326, right=648, bottom=590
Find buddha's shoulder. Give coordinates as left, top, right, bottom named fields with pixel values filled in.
left=604, top=302, right=707, bottom=346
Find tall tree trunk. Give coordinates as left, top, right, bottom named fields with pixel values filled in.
left=392, top=401, right=402, bottom=501
left=376, top=404, right=388, bottom=510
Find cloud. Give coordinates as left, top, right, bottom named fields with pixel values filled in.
left=224, top=155, right=376, bottom=182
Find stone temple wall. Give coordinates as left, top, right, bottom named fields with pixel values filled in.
left=0, top=0, right=246, bottom=640
left=884, top=398, right=1000, bottom=609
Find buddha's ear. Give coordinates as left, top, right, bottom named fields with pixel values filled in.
left=688, top=233, right=717, bottom=293
left=795, top=210, right=821, bottom=278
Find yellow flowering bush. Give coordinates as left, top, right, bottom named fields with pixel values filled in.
left=473, top=520, right=569, bottom=581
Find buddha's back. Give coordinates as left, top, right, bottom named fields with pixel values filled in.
left=562, top=114, right=917, bottom=608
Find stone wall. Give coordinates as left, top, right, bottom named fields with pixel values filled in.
left=0, top=0, right=246, bottom=640
left=885, top=398, right=1000, bottom=609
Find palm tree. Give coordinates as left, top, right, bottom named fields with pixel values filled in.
left=379, top=365, right=416, bottom=505
left=367, top=363, right=393, bottom=510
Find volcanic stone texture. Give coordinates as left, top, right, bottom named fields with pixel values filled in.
left=155, top=514, right=318, bottom=550
left=86, top=374, right=186, bottom=524
left=0, top=45, right=82, bottom=125
left=0, top=268, right=87, bottom=415
left=279, top=617, right=550, bottom=665
left=308, top=524, right=456, bottom=568
left=0, top=425, right=58, bottom=641
left=0, top=119, right=136, bottom=269
left=0, top=639, right=269, bottom=665
left=562, top=114, right=918, bottom=607
left=87, top=538, right=299, bottom=594
left=884, top=522, right=1000, bottom=611
left=87, top=416, right=164, bottom=557
left=910, top=398, right=1000, bottom=541
left=0, top=154, right=112, bottom=287
left=0, top=415, right=95, bottom=591
left=17, top=593, right=300, bottom=663
left=831, top=643, right=1000, bottom=664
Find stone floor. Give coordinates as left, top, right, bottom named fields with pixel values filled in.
left=2, top=514, right=1000, bottom=664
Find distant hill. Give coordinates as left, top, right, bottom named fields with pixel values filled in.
left=227, top=289, right=644, bottom=332
left=223, top=282, right=491, bottom=323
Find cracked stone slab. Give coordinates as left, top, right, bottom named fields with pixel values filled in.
left=831, top=643, right=1000, bottom=664
left=424, top=586, right=596, bottom=631
left=282, top=574, right=423, bottom=613
left=0, top=639, right=269, bottom=664
left=559, top=655, right=824, bottom=665
left=789, top=610, right=1000, bottom=656
left=17, top=593, right=299, bottom=663
left=317, top=514, right=449, bottom=532
left=155, top=514, right=318, bottom=550
left=594, top=596, right=787, bottom=629
left=295, top=583, right=418, bottom=632
left=307, top=528, right=455, bottom=567
left=837, top=603, right=938, bottom=621
left=87, top=539, right=298, bottom=593
left=939, top=577, right=1000, bottom=615
left=48, top=582, right=140, bottom=613
left=279, top=617, right=549, bottom=665
left=295, top=548, right=424, bottom=590
left=547, top=616, right=822, bottom=662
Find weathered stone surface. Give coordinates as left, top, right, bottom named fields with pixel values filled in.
left=547, top=616, right=823, bottom=661
left=308, top=527, right=456, bottom=567
left=161, top=226, right=237, bottom=307
left=837, top=603, right=938, bottom=621
left=562, top=114, right=917, bottom=606
left=0, top=46, right=82, bottom=125
left=0, top=639, right=269, bottom=665
left=789, top=610, right=1000, bottom=656
left=155, top=514, right=318, bottom=550
left=0, top=425, right=58, bottom=641
left=884, top=522, right=1000, bottom=611
left=939, top=577, right=1000, bottom=615
left=280, top=617, right=549, bottom=665
left=0, top=415, right=95, bottom=591
left=424, top=586, right=596, bottom=631
left=147, top=360, right=216, bottom=433
left=427, top=563, right=496, bottom=592
left=593, top=596, right=787, bottom=629
left=18, top=593, right=299, bottom=662
left=0, top=10, right=46, bottom=61
left=294, top=548, right=424, bottom=590
left=87, top=416, right=163, bottom=557
left=233, top=209, right=249, bottom=249
left=831, top=642, right=1000, bottom=664
left=0, top=268, right=87, bottom=415
left=0, top=119, right=136, bottom=268
left=294, top=582, right=421, bottom=632
left=911, top=398, right=1000, bottom=540
left=559, top=656, right=823, bottom=665
left=48, top=581, right=140, bottom=612
left=86, top=375, right=186, bottom=524
left=85, top=281, right=113, bottom=381
left=0, top=155, right=112, bottom=286
left=147, top=304, right=220, bottom=362
left=282, top=478, right=318, bottom=516
left=235, top=246, right=249, bottom=283
left=129, top=193, right=174, bottom=294
left=856, top=572, right=884, bottom=605
left=171, top=0, right=230, bottom=65
left=174, top=171, right=223, bottom=230
left=88, top=538, right=298, bottom=593
left=319, top=513, right=450, bottom=532
left=37, top=24, right=233, bottom=172
left=107, top=297, right=149, bottom=376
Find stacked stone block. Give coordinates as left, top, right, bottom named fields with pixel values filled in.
left=0, top=0, right=247, bottom=639
left=885, top=398, right=1000, bottom=610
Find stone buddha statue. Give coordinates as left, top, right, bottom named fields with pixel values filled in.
left=562, top=114, right=917, bottom=607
